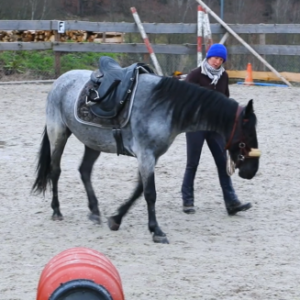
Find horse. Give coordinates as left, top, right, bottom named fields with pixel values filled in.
left=32, top=57, right=260, bottom=244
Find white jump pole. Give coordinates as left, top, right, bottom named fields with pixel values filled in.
left=196, top=0, right=292, bottom=87
left=131, top=7, right=163, bottom=76
left=219, top=32, right=229, bottom=45
left=197, top=5, right=205, bottom=66
left=203, top=10, right=213, bottom=52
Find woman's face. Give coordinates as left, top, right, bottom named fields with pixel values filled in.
left=207, top=56, right=224, bottom=69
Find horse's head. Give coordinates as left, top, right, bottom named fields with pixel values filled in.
left=226, top=99, right=260, bottom=179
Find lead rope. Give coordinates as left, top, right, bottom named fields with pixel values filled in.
left=226, top=150, right=235, bottom=176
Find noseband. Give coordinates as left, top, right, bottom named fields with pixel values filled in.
left=225, top=105, right=261, bottom=166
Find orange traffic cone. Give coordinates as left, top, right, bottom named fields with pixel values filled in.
left=244, top=63, right=254, bottom=85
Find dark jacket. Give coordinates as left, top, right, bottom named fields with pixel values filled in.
left=185, top=66, right=230, bottom=97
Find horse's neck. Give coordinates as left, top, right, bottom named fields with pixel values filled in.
left=183, top=122, right=229, bottom=136
left=181, top=102, right=237, bottom=138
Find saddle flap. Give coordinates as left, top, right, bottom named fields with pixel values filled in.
left=97, top=57, right=138, bottom=103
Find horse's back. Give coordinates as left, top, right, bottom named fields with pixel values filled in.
left=51, top=69, right=92, bottom=95
left=133, top=73, right=161, bottom=108
left=47, top=70, right=91, bottom=111
left=136, top=73, right=161, bottom=91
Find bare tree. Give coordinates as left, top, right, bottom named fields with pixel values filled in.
left=272, top=0, right=292, bottom=23
left=0, top=0, right=63, bottom=19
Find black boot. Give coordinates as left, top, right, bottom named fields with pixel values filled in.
left=207, top=132, right=252, bottom=215
left=223, top=190, right=252, bottom=215
left=181, top=165, right=197, bottom=214
left=220, top=174, right=252, bottom=216
left=181, top=185, right=195, bottom=214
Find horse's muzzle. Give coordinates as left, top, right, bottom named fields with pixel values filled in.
left=237, top=148, right=261, bottom=179
left=248, top=148, right=261, bottom=157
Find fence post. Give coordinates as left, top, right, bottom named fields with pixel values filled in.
left=54, top=31, right=61, bottom=78
left=52, top=20, right=62, bottom=78
left=259, top=33, right=266, bottom=71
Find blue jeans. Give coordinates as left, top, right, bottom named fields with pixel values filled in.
left=181, top=131, right=239, bottom=206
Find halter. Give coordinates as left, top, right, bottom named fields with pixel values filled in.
left=225, top=106, right=243, bottom=150
left=225, top=105, right=261, bottom=167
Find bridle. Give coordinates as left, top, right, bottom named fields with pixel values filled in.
left=225, top=105, right=261, bottom=167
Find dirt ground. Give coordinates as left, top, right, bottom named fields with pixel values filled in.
left=1, top=82, right=300, bottom=300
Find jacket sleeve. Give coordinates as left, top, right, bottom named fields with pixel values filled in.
left=185, top=68, right=200, bottom=84
left=224, top=71, right=230, bottom=97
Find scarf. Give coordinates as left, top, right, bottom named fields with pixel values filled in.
left=202, top=59, right=225, bottom=85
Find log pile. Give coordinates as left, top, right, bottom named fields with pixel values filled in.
left=0, top=30, right=124, bottom=43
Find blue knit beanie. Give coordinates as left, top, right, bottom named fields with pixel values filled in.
left=206, top=44, right=227, bottom=62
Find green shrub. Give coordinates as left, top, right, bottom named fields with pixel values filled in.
left=0, top=50, right=121, bottom=78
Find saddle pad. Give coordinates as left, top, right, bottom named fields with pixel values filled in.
left=74, top=80, right=133, bottom=129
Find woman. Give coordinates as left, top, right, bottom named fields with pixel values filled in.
left=181, top=43, right=252, bottom=215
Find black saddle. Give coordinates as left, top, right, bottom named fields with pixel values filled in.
left=87, top=56, right=154, bottom=119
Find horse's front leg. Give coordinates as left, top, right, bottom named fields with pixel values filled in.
left=139, top=156, right=169, bottom=244
left=108, top=173, right=143, bottom=231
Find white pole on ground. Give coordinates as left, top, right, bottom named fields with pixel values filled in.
left=195, top=0, right=292, bottom=87
left=197, top=5, right=205, bottom=66
left=131, top=7, right=163, bottom=76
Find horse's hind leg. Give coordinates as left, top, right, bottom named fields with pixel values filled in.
left=79, top=146, right=101, bottom=224
left=47, top=126, right=71, bottom=220
left=108, top=173, right=143, bottom=230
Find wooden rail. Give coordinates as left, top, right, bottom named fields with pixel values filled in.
left=0, top=41, right=299, bottom=57
left=1, top=20, right=300, bottom=34
left=0, top=20, right=299, bottom=78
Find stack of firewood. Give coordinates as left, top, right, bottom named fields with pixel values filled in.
left=0, top=30, right=124, bottom=43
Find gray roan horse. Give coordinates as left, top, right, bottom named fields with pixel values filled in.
left=32, top=57, right=260, bottom=244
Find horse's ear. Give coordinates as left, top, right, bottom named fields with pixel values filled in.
left=244, top=99, right=254, bottom=118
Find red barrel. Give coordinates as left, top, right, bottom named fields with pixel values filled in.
left=36, top=247, right=124, bottom=300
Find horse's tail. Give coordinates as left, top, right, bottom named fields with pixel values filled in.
left=32, top=126, right=51, bottom=195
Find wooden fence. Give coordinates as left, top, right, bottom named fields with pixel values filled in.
left=0, top=20, right=299, bottom=79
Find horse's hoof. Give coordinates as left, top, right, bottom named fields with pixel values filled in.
left=89, top=213, right=101, bottom=224
left=153, top=235, right=169, bottom=244
left=52, top=214, right=63, bottom=221
left=107, top=217, right=120, bottom=231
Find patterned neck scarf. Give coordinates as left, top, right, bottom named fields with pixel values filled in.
left=202, top=59, right=225, bottom=85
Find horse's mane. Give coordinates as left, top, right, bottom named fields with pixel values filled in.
left=151, top=77, right=239, bottom=133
